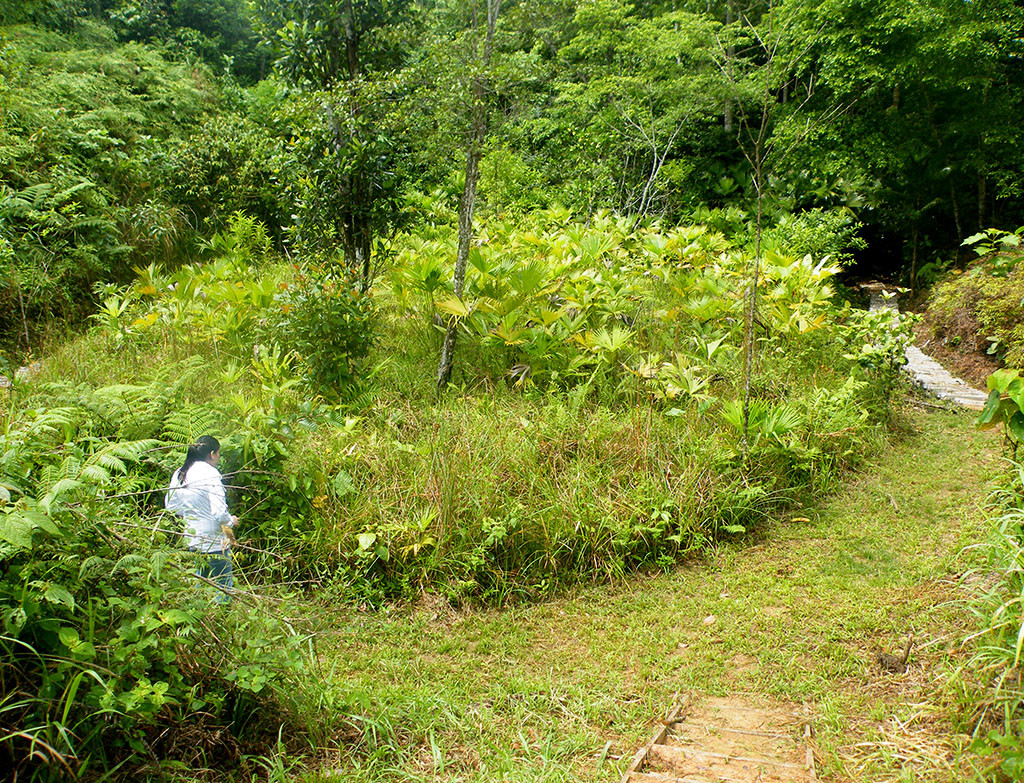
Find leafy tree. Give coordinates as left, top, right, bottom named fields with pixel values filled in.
left=108, top=0, right=267, bottom=81
left=251, top=0, right=413, bottom=287
left=778, top=0, right=1024, bottom=276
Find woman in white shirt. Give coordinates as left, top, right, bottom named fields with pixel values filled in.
left=165, top=435, right=238, bottom=603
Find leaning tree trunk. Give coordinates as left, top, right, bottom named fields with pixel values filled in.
left=436, top=0, right=502, bottom=393
left=435, top=103, right=486, bottom=391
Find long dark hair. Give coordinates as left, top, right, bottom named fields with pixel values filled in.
left=176, top=435, right=220, bottom=483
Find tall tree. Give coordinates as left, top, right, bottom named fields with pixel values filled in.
left=716, top=0, right=836, bottom=452
left=436, top=0, right=504, bottom=392
left=252, top=0, right=412, bottom=287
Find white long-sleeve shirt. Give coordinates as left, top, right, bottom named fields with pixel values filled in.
left=164, top=460, right=234, bottom=553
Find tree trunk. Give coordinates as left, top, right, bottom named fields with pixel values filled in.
left=910, top=228, right=919, bottom=294
left=741, top=155, right=763, bottom=455
left=949, top=180, right=963, bottom=243
left=724, top=0, right=735, bottom=133
left=343, top=0, right=360, bottom=79
left=436, top=106, right=485, bottom=391
left=436, top=0, right=502, bottom=393
left=978, top=170, right=987, bottom=231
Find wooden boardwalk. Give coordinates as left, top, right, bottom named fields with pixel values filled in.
left=621, top=697, right=817, bottom=783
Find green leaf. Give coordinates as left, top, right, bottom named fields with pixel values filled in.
left=987, top=369, right=1021, bottom=393
left=1007, top=380, right=1024, bottom=411
left=44, top=584, right=76, bottom=610
left=978, top=390, right=1009, bottom=430
left=0, top=513, right=34, bottom=548
left=59, top=627, right=80, bottom=648
left=332, top=469, right=356, bottom=498
left=159, top=609, right=195, bottom=626
left=1009, top=412, right=1024, bottom=444
left=723, top=524, right=746, bottom=534
left=435, top=296, right=471, bottom=319
left=20, top=509, right=58, bottom=536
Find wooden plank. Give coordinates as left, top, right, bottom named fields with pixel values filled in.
left=650, top=743, right=808, bottom=771
left=673, top=722, right=794, bottom=741
left=619, top=702, right=686, bottom=783
left=804, top=724, right=817, bottom=781
left=628, top=772, right=746, bottom=783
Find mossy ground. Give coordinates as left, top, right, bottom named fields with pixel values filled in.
left=294, top=406, right=999, bottom=782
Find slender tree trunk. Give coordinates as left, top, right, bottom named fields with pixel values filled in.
left=436, top=104, right=486, bottom=391
left=910, top=229, right=919, bottom=294
left=437, top=0, right=502, bottom=393
left=724, top=0, right=735, bottom=133
left=978, top=170, right=987, bottom=231
left=343, top=0, right=360, bottom=79
left=741, top=155, right=763, bottom=455
left=16, top=281, right=29, bottom=349
left=949, top=180, right=963, bottom=243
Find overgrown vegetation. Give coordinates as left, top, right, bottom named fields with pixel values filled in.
left=963, top=460, right=1024, bottom=779
left=922, top=232, right=1024, bottom=374
left=3, top=0, right=1022, bottom=778
left=960, top=367, right=1024, bottom=777
left=1, top=207, right=911, bottom=777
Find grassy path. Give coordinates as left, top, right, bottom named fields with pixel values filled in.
left=318, top=408, right=1000, bottom=782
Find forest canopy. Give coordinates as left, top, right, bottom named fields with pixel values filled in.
left=2, top=0, right=1023, bottom=349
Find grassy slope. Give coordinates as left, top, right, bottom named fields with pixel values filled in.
left=311, top=406, right=1000, bottom=782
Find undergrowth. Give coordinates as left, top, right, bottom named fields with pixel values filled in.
left=961, top=460, right=1024, bottom=780
left=922, top=258, right=1024, bottom=371
left=0, top=207, right=912, bottom=779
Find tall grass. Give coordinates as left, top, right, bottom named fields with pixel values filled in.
left=960, top=461, right=1024, bottom=777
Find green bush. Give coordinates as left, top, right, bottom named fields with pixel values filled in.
left=164, top=111, right=294, bottom=243
left=266, top=263, right=377, bottom=399
left=763, top=207, right=866, bottom=267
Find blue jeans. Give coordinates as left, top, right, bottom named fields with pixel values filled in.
left=196, top=551, right=233, bottom=604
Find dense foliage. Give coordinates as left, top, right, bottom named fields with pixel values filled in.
left=3, top=0, right=1023, bottom=349
left=1, top=208, right=915, bottom=777
left=922, top=231, right=1024, bottom=373
left=2, top=0, right=1023, bottom=778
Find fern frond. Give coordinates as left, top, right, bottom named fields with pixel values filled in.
left=39, top=456, right=82, bottom=495
left=163, top=406, right=222, bottom=445
left=112, top=554, right=148, bottom=574
left=16, top=182, right=55, bottom=209
left=69, top=216, right=113, bottom=233
left=83, top=438, right=161, bottom=479
left=28, top=407, right=80, bottom=439
left=79, top=555, right=111, bottom=580
left=45, top=477, right=86, bottom=502
left=53, top=180, right=96, bottom=205
left=80, top=464, right=113, bottom=483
